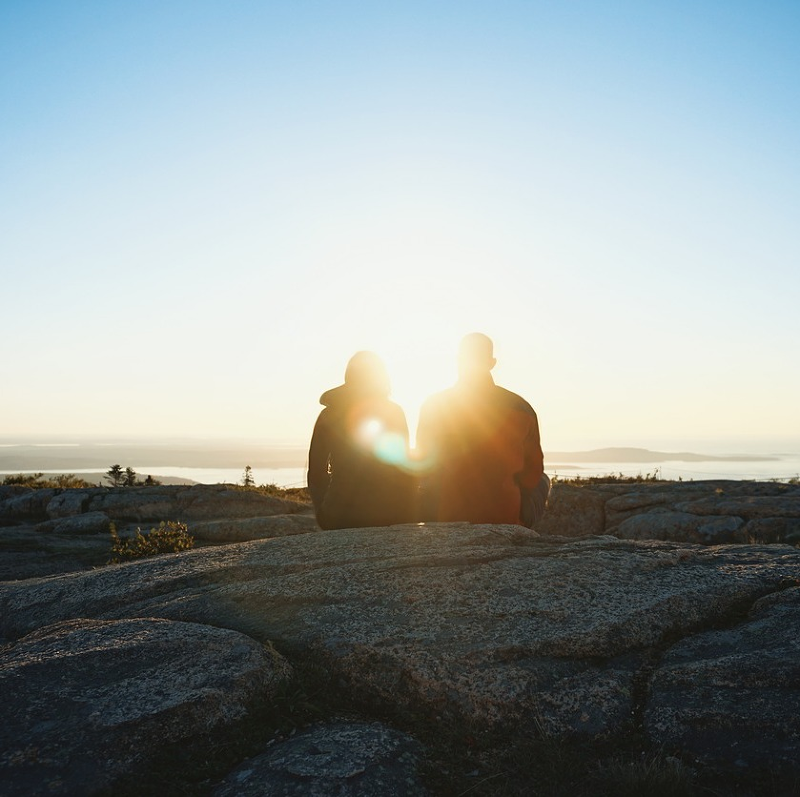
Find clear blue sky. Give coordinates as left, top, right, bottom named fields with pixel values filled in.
left=2, top=1, right=798, bottom=452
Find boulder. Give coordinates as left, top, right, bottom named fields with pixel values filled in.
left=0, top=489, right=57, bottom=523
left=533, top=480, right=800, bottom=544
left=534, top=484, right=604, bottom=537
left=189, top=514, right=319, bottom=543
left=675, top=496, right=800, bottom=520
left=85, top=486, right=184, bottom=522
left=52, top=511, right=111, bottom=535
left=644, top=587, right=800, bottom=776
left=0, top=617, right=292, bottom=796
left=47, top=490, right=91, bottom=519
left=82, top=485, right=308, bottom=523
left=603, top=487, right=709, bottom=530
left=614, top=511, right=745, bottom=544
left=213, top=721, right=427, bottom=796
left=0, top=486, right=32, bottom=503
left=737, top=517, right=800, bottom=544
left=173, top=485, right=306, bottom=521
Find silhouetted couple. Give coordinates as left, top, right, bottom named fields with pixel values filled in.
left=307, top=333, right=551, bottom=530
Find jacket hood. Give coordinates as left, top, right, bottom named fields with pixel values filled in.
left=320, top=383, right=389, bottom=407
left=319, top=384, right=348, bottom=407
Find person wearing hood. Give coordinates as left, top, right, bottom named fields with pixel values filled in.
left=307, top=351, right=416, bottom=530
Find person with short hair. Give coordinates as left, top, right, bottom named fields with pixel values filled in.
left=308, top=351, right=415, bottom=529
left=416, top=333, right=550, bottom=527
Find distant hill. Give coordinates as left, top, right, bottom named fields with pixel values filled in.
left=545, top=447, right=778, bottom=464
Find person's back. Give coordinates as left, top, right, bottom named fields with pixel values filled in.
left=416, top=334, right=548, bottom=526
left=308, top=352, right=415, bottom=530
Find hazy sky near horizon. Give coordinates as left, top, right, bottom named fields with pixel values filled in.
left=2, top=1, right=798, bottom=452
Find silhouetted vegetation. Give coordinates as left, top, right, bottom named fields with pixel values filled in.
left=233, top=476, right=310, bottom=503
left=2, top=473, right=94, bottom=489
left=104, top=465, right=161, bottom=487
left=556, top=469, right=662, bottom=486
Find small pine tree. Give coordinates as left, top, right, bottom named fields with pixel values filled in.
left=124, top=466, right=137, bottom=487
left=242, top=465, right=255, bottom=488
left=105, top=464, right=124, bottom=487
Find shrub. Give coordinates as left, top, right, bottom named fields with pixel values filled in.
left=2, top=473, right=45, bottom=486
left=109, top=521, right=194, bottom=563
left=592, top=751, right=695, bottom=796
left=2, top=473, right=94, bottom=489
left=227, top=480, right=311, bottom=503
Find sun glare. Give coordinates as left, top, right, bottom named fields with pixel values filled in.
left=379, top=335, right=457, bottom=447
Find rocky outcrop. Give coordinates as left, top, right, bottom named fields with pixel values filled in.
left=613, top=510, right=745, bottom=543
left=2, top=525, right=800, bottom=785
left=0, top=484, right=309, bottom=525
left=0, top=617, right=291, bottom=796
left=0, top=484, right=315, bottom=580
left=0, top=488, right=58, bottom=522
left=536, top=479, right=800, bottom=545
left=2, top=481, right=800, bottom=794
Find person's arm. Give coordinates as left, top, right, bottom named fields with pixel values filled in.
left=518, top=409, right=544, bottom=489
left=307, top=410, right=332, bottom=513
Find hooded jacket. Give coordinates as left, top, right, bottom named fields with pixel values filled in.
left=307, top=384, right=415, bottom=530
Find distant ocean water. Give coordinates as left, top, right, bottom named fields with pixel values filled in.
left=138, top=456, right=800, bottom=486
left=1, top=441, right=799, bottom=487
left=549, top=457, right=800, bottom=483
left=0, top=465, right=309, bottom=489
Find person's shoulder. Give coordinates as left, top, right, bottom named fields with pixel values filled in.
left=420, top=387, right=458, bottom=414
left=386, top=399, right=408, bottom=417
left=494, top=385, right=536, bottom=416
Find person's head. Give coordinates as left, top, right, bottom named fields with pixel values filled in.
left=457, top=332, right=496, bottom=382
left=344, top=350, right=391, bottom=397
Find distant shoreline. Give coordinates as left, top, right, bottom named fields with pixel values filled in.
left=546, top=447, right=780, bottom=464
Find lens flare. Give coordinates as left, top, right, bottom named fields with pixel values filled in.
left=374, top=431, right=407, bottom=466
left=357, top=418, right=384, bottom=446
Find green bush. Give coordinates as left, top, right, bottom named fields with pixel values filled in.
left=109, top=521, right=194, bottom=563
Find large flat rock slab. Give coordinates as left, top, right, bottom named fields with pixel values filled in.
left=0, top=617, right=291, bottom=796
left=2, top=526, right=799, bottom=743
